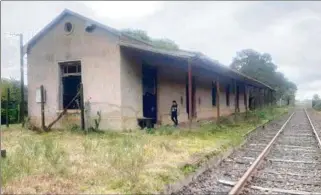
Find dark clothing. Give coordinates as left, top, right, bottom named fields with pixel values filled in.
left=171, top=105, right=178, bottom=126
left=171, top=114, right=178, bottom=126
left=171, top=105, right=178, bottom=114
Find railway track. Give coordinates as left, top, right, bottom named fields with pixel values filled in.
left=175, top=109, right=321, bottom=195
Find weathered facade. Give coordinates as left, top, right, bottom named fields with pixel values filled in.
left=25, top=9, right=274, bottom=131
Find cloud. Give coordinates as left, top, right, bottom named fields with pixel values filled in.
left=2, top=1, right=321, bottom=100
left=82, top=1, right=164, bottom=19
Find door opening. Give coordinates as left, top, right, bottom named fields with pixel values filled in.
left=142, top=64, right=157, bottom=124
left=59, top=61, right=82, bottom=109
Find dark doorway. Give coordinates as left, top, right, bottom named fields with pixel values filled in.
left=186, top=75, right=196, bottom=118
left=59, top=61, right=82, bottom=109
left=142, top=64, right=157, bottom=124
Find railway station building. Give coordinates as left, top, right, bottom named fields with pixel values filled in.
left=24, top=9, right=274, bottom=130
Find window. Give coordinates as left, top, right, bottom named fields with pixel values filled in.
left=64, top=22, right=73, bottom=34
left=59, top=61, right=82, bottom=110
left=212, top=81, right=216, bottom=106
left=226, top=84, right=230, bottom=106
left=61, top=61, right=81, bottom=76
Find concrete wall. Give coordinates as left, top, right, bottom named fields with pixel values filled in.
left=157, top=65, right=189, bottom=125
left=194, top=76, right=217, bottom=120
left=27, top=14, right=252, bottom=131
left=119, top=53, right=251, bottom=129
left=27, top=14, right=122, bottom=130
left=120, top=50, right=143, bottom=129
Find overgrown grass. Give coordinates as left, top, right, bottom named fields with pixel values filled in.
left=1, top=106, right=289, bottom=194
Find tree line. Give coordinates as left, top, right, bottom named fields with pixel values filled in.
left=312, top=94, right=321, bottom=111
left=1, top=78, right=27, bottom=124
left=230, top=49, right=297, bottom=105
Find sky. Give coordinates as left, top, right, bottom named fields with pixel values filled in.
left=1, top=1, right=321, bottom=100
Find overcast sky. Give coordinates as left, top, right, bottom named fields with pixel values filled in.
left=2, top=1, right=321, bottom=100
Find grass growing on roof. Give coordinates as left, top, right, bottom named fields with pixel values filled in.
left=1, top=107, right=288, bottom=194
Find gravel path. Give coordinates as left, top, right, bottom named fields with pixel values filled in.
left=174, top=109, right=321, bottom=195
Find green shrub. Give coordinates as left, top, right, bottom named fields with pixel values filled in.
left=313, top=101, right=321, bottom=111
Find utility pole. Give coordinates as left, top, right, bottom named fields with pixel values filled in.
left=19, top=34, right=25, bottom=127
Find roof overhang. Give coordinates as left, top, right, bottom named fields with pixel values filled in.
left=120, top=42, right=274, bottom=90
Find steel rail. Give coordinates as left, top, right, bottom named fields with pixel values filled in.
left=304, top=108, right=321, bottom=149
left=228, top=112, right=295, bottom=195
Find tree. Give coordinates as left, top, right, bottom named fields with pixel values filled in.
left=121, top=29, right=179, bottom=50
left=1, top=78, right=27, bottom=124
left=230, top=49, right=297, bottom=105
left=151, top=38, right=179, bottom=50
left=312, top=94, right=321, bottom=108
left=121, top=29, right=151, bottom=43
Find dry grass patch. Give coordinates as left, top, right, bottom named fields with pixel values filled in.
left=1, top=107, right=288, bottom=194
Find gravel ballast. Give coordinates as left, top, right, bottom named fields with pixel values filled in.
left=174, top=109, right=321, bottom=195
left=174, top=113, right=293, bottom=195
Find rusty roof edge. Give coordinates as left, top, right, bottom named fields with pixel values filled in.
left=197, top=55, right=274, bottom=90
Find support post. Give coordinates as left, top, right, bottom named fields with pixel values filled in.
left=263, top=88, right=266, bottom=107
left=216, top=77, right=220, bottom=123
left=259, top=88, right=263, bottom=108
left=244, top=84, right=248, bottom=113
left=264, top=89, right=267, bottom=106
left=262, top=88, right=265, bottom=108
left=6, top=88, right=10, bottom=127
left=20, top=34, right=25, bottom=127
left=80, top=83, right=85, bottom=130
left=40, top=85, right=45, bottom=130
left=234, top=80, right=238, bottom=114
left=255, top=87, right=259, bottom=109
left=269, top=89, right=272, bottom=106
left=188, top=60, right=192, bottom=129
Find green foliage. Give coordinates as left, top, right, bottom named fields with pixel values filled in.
left=121, top=29, right=179, bottom=50
left=1, top=135, right=68, bottom=185
left=146, top=125, right=176, bottom=135
left=1, top=78, right=27, bottom=124
left=181, top=164, right=197, bottom=175
left=2, top=107, right=289, bottom=194
left=121, top=29, right=151, bottom=42
left=312, top=94, right=321, bottom=110
left=230, top=49, right=297, bottom=104
left=313, top=102, right=321, bottom=111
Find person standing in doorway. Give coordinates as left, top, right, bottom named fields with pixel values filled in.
left=171, top=100, right=178, bottom=126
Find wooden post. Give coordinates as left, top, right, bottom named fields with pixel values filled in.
left=269, top=89, right=272, bottom=106
left=262, top=88, right=264, bottom=107
left=20, top=34, right=25, bottom=127
left=80, top=83, right=85, bottom=130
left=188, top=60, right=192, bottom=129
left=6, top=88, right=10, bottom=127
left=40, top=85, right=45, bottom=130
left=234, top=79, right=238, bottom=114
left=264, top=89, right=269, bottom=107
left=216, top=77, right=220, bottom=123
left=261, top=88, right=264, bottom=108
left=244, top=84, right=248, bottom=113
left=258, top=88, right=261, bottom=108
